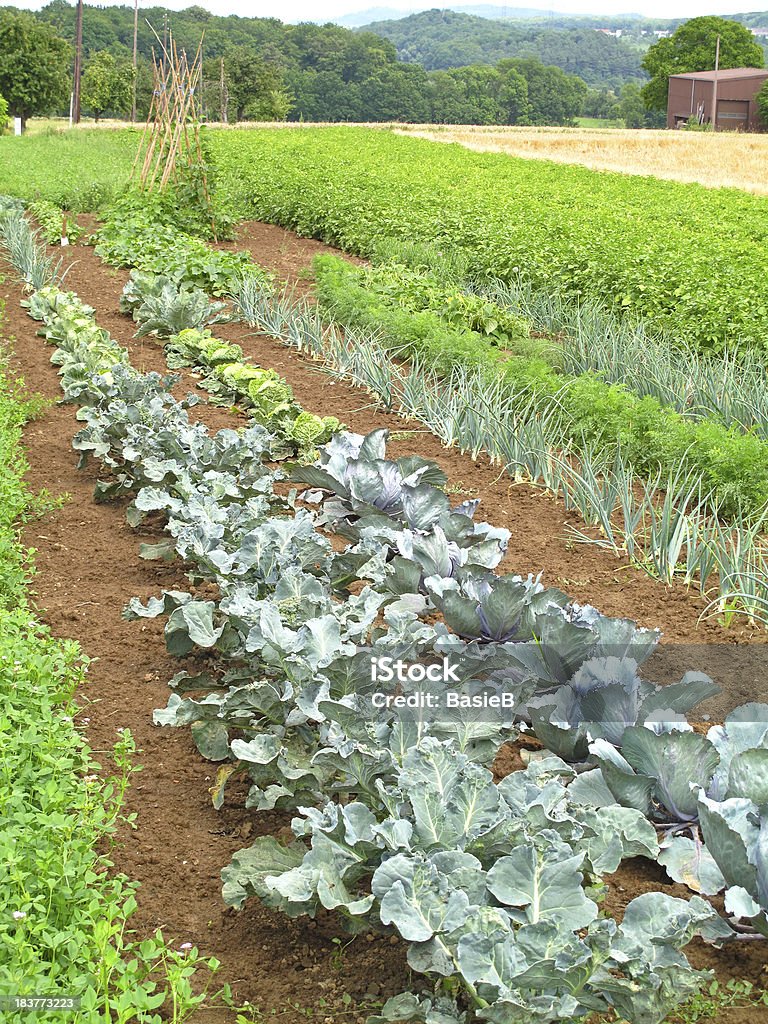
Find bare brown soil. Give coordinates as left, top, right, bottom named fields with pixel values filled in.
left=1, top=218, right=767, bottom=1021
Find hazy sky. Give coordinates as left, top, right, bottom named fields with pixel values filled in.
left=4, top=0, right=767, bottom=23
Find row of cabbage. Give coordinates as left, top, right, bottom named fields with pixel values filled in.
left=5, top=200, right=768, bottom=1024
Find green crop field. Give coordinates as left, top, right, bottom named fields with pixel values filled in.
left=3, top=122, right=768, bottom=1024
left=207, top=126, right=768, bottom=353
left=3, top=125, right=768, bottom=351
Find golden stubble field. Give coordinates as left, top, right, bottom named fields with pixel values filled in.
left=395, top=124, right=768, bottom=195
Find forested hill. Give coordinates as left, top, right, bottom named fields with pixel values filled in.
left=360, top=9, right=646, bottom=88
left=1, top=1, right=591, bottom=126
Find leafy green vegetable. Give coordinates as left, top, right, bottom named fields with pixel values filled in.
left=164, top=328, right=243, bottom=370
left=131, top=279, right=228, bottom=339
left=97, top=192, right=269, bottom=295
left=288, top=411, right=342, bottom=450
left=28, top=198, right=83, bottom=245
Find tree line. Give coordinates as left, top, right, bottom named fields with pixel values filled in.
left=0, top=3, right=591, bottom=127
left=0, top=5, right=763, bottom=132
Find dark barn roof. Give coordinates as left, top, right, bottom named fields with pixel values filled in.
left=670, top=68, right=768, bottom=82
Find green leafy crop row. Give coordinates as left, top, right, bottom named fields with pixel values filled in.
left=313, top=253, right=768, bottom=521
left=166, top=328, right=342, bottom=453
left=208, top=127, right=768, bottom=353
left=4, top=128, right=768, bottom=353
left=16, top=223, right=733, bottom=1024
left=4, top=125, right=768, bottom=351
left=0, top=357, right=38, bottom=606
left=0, top=208, right=228, bottom=1022
left=95, top=194, right=267, bottom=296
left=10, top=193, right=768, bottom=1022
left=360, top=259, right=536, bottom=354
left=0, top=350, right=132, bottom=1012
left=26, top=200, right=82, bottom=246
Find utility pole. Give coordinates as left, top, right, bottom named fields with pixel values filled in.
left=220, top=57, right=228, bottom=123
left=73, top=0, right=83, bottom=124
left=131, top=0, right=138, bottom=122
left=712, top=34, right=720, bottom=130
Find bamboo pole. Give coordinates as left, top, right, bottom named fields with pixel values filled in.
left=129, top=24, right=215, bottom=234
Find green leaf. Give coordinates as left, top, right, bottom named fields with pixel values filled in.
left=191, top=719, right=230, bottom=761
left=486, top=842, right=597, bottom=931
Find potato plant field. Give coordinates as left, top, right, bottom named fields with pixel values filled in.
left=1, top=124, right=768, bottom=1024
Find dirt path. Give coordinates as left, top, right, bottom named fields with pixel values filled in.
left=2, top=220, right=767, bottom=1019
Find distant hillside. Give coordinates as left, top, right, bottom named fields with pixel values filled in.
left=333, top=5, right=600, bottom=27
left=339, top=5, right=768, bottom=31
left=361, top=9, right=647, bottom=88
left=333, top=7, right=410, bottom=27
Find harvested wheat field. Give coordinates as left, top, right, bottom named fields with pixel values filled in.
left=397, top=124, right=768, bottom=194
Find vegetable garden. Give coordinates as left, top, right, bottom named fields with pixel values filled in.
left=1, top=124, right=768, bottom=1024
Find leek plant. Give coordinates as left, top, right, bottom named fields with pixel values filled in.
left=229, top=269, right=768, bottom=627
left=0, top=210, right=65, bottom=291
left=233, top=278, right=326, bottom=356
left=642, top=471, right=711, bottom=586
left=485, top=277, right=768, bottom=440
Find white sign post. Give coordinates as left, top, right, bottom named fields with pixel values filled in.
left=13, top=117, right=22, bottom=136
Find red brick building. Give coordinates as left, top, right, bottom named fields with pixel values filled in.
left=667, top=68, right=768, bottom=131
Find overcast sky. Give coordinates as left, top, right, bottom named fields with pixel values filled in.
left=4, top=0, right=766, bottom=23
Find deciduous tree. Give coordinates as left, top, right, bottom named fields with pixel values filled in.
left=499, top=57, right=586, bottom=126
left=619, top=82, right=646, bottom=128
left=0, top=11, right=71, bottom=131
left=642, top=16, right=764, bottom=111
left=81, top=50, right=133, bottom=122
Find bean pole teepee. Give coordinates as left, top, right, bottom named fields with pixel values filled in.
left=130, top=25, right=218, bottom=239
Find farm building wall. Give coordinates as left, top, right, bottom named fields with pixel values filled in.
left=667, top=70, right=768, bottom=131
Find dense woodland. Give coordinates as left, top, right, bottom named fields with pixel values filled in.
left=361, top=9, right=647, bottom=88
left=0, top=2, right=591, bottom=124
